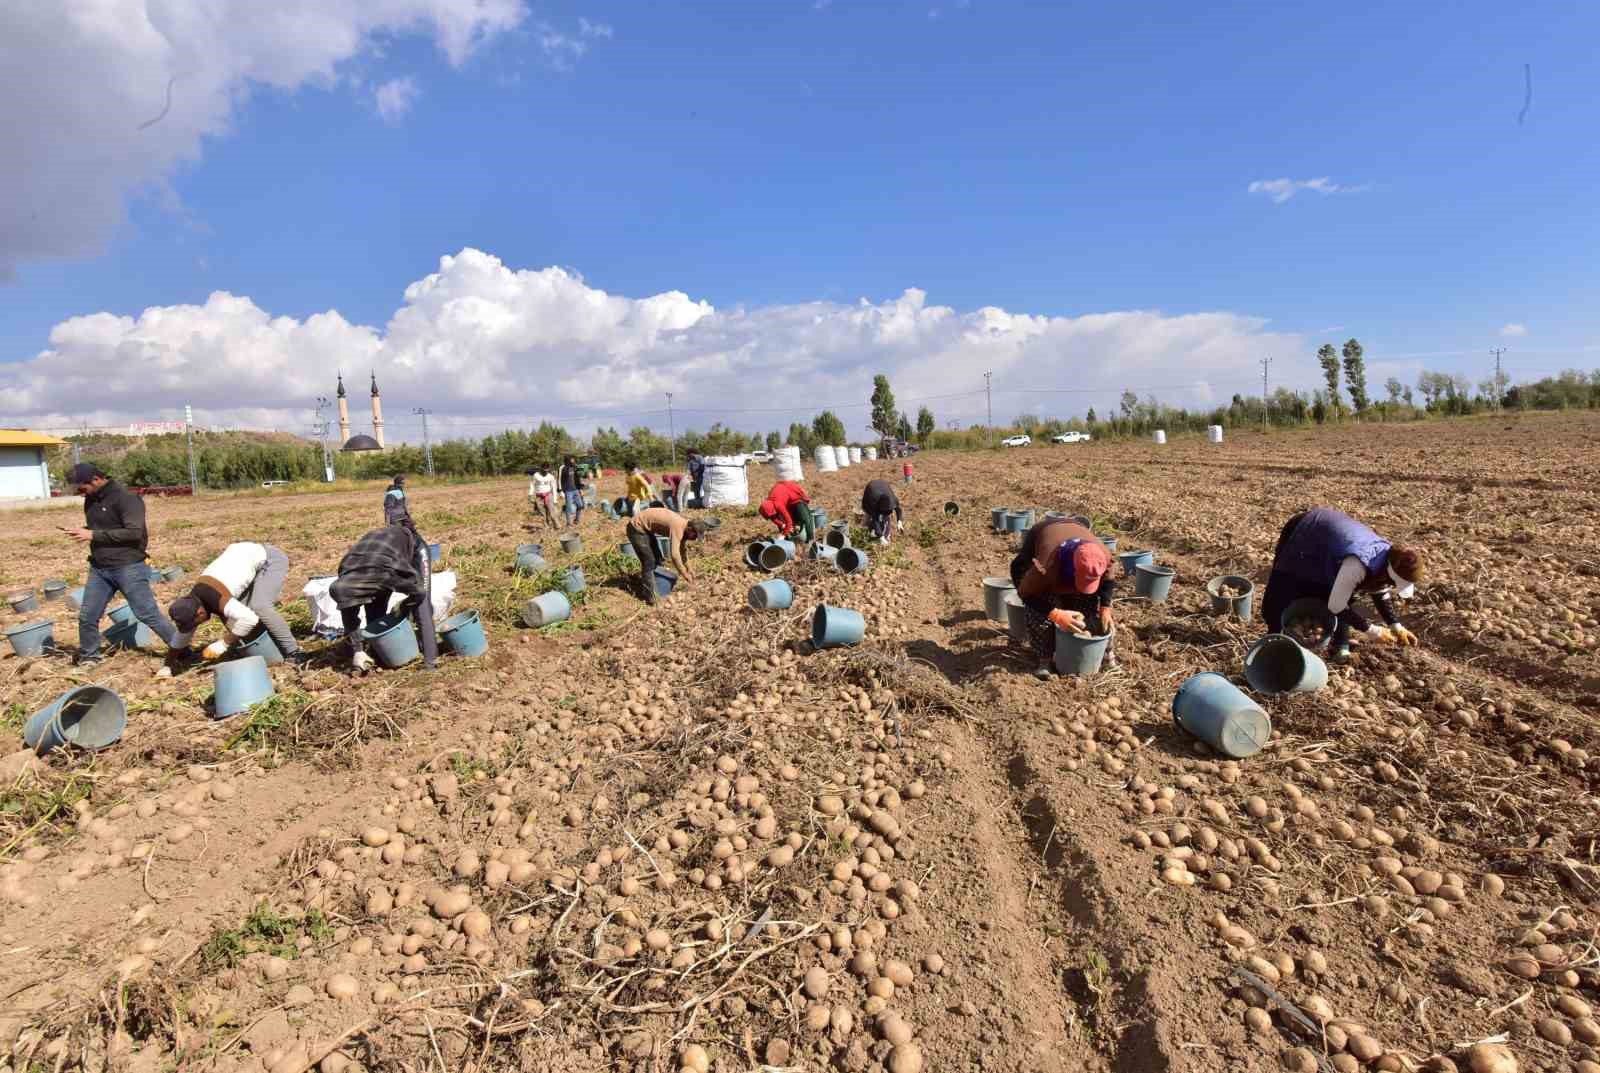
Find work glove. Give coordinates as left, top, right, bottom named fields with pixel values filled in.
left=896, top=520, right=905, bottom=533
left=1048, top=608, right=1087, bottom=633
left=1392, top=625, right=1418, bottom=647
left=202, top=640, right=228, bottom=660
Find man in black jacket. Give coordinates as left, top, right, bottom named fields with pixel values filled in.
left=861, top=478, right=904, bottom=545
left=62, top=464, right=187, bottom=669
left=330, top=524, right=438, bottom=674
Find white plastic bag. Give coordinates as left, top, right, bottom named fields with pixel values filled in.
left=774, top=446, right=804, bottom=482
left=303, top=570, right=458, bottom=638
left=815, top=446, right=837, bottom=473
left=701, top=455, right=750, bottom=508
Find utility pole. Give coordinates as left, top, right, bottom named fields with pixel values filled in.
left=184, top=404, right=199, bottom=493
left=1259, top=356, right=1272, bottom=433
left=1490, top=347, right=1507, bottom=409
left=984, top=371, right=993, bottom=447
left=413, top=407, right=434, bottom=477
left=314, top=396, right=334, bottom=482
left=666, top=392, right=676, bottom=467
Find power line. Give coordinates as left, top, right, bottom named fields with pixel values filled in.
left=1259, top=356, right=1272, bottom=432
left=413, top=407, right=434, bottom=476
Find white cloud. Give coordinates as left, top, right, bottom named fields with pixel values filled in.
left=0, top=0, right=527, bottom=278
left=1500, top=323, right=1528, bottom=337
left=374, top=76, right=421, bottom=124
left=0, top=249, right=1301, bottom=437
left=1247, top=177, right=1373, bottom=205
left=537, top=17, right=614, bottom=68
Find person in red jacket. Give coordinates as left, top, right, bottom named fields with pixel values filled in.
left=757, top=480, right=816, bottom=545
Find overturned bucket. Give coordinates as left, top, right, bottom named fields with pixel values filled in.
left=237, top=627, right=284, bottom=666
left=24, top=685, right=127, bottom=754
left=749, top=579, right=794, bottom=610
left=213, top=656, right=275, bottom=720
left=106, top=620, right=157, bottom=651
left=824, top=528, right=851, bottom=550
left=652, top=569, right=679, bottom=599
left=1003, top=592, right=1028, bottom=645
left=4, top=619, right=55, bottom=658
left=811, top=544, right=840, bottom=564
left=1206, top=575, right=1255, bottom=620
left=515, top=550, right=547, bottom=574
left=560, top=534, right=582, bottom=555
left=743, top=540, right=768, bottom=568
left=811, top=605, right=865, bottom=649
left=944, top=501, right=960, bottom=516
left=1172, top=672, right=1271, bottom=758
left=563, top=567, right=586, bottom=595
left=758, top=540, right=796, bottom=571
left=835, top=547, right=870, bottom=575
left=439, top=610, right=489, bottom=657
left=1243, top=635, right=1328, bottom=695
left=1054, top=627, right=1114, bottom=676
left=523, top=591, right=572, bottom=627
left=982, top=577, right=1015, bottom=623
left=362, top=616, right=420, bottom=668
left=1133, top=563, right=1176, bottom=602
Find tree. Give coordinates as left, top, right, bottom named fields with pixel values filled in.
left=1403, top=386, right=1414, bottom=407
left=1384, top=377, right=1403, bottom=404
left=812, top=410, right=846, bottom=444
left=765, top=431, right=780, bottom=451
left=915, top=407, right=935, bottom=445
left=895, top=413, right=912, bottom=441
left=1341, top=338, right=1369, bottom=411
left=1119, top=390, right=1138, bottom=419
left=1085, top=407, right=1097, bottom=424
left=1317, top=344, right=1341, bottom=408
left=869, top=375, right=898, bottom=438
left=787, top=422, right=817, bottom=452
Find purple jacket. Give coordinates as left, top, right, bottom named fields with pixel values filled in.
left=1277, top=507, right=1391, bottom=587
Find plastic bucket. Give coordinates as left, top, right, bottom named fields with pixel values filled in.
left=1054, top=627, right=1113, bottom=675
left=42, top=580, right=67, bottom=602
left=743, top=540, right=767, bottom=568
left=1243, top=635, right=1329, bottom=694
left=9, top=591, right=39, bottom=613
left=523, top=592, right=572, bottom=627
left=163, top=566, right=186, bottom=583
left=811, top=605, right=865, bottom=649
left=515, top=550, right=547, bottom=574
left=1117, top=550, right=1154, bottom=577
left=652, top=569, right=679, bottom=598
left=1172, top=672, right=1271, bottom=758
left=362, top=616, right=420, bottom=668
left=982, top=577, right=1015, bottom=622
left=517, top=543, right=545, bottom=557
left=1279, top=597, right=1337, bottom=651
left=1003, top=592, right=1028, bottom=645
left=427, top=543, right=442, bottom=565
left=811, top=510, right=829, bottom=529
left=811, top=544, right=840, bottom=564
left=25, top=685, right=127, bottom=754
left=106, top=620, right=157, bottom=651
left=824, top=528, right=851, bottom=550
left=944, top=502, right=960, bottom=516
left=1206, top=575, right=1255, bottom=620
left=749, top=579, right=794, bottom=610
left=1003, top=512, right=1028, bottom=533
left=653, top=534, right=671, bottom=561
left=835, top=547, right=869, bottom=574
left=759, top=540, right=796, bottom=570
left=1100, top=537, right=1118, bottom=554
left=213, top=656, right=275, bottom=720
left=563, top=567, right=586, bottom=595
left=66, top=586, right=87, bottom=610
left=439, top=610, right=489, bottom=657
left=237, top=627, right=284, bottom=666
left=612, top=497, right=632, bottom=517
left=560, top=534, right=582, bottom=555
left=990, top=507, right=1007, bottom=531
left=5, top=619, right=55, bottom=658
left=1133, top=564, right=1176, bottom=602
left=622, top=541, right=641, bottom=561
left=108, top=603, right=137, bottom=626
left=601, top=501, right=618, bottom=519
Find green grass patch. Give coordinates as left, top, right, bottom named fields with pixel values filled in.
left=223, top=688, right=315, bottom=751
left=1, top=772, right=96, bottom=859
left=199, top=901, right=329, bottom=969
left=1, top=702, right=25, bottom=735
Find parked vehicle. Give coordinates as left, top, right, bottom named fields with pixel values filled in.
left=1000, top=434, right=1032, bottom=447
left=1050, top=431, right=1091, bottom=444
left=748, top=450, right=773, bottom=464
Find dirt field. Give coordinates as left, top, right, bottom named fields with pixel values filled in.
left=3, top=411, right=1598, bottom=1073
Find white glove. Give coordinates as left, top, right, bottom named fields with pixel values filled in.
left=896, top=520, right=905, bottom=533
left=202, top=640, right=229, bottom=660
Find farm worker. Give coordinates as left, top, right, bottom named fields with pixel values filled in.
left=60, top=463, right=191, bottom=673
left=383, top=474, right=411, bottom=527
left=330, top=524, right=439, bottom=674
left=860, top=479, right=904, bottom=545
left=558, top=455, right=585, bottom=525
left=625, top=507, right=705, bottom=606
left=758, top=480, right=816, bottom=545
left=686, top=450, right=706, bottom=506
left=1261, top=507, right=1423, bottom=661
left=1011, top=517, right=1116, bottom=679
left=167, top=542, right=307, bottom=666
left=528, top=465, right=559, bottom=529
left=660, top=472, right=686, bottom=511
left=582, top=460, right=601, bottom=506
left=626, top=464, right=654, bottom=512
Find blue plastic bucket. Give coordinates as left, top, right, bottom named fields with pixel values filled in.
left=4, top=619, right=55, bottom=658
left=523, top=591, right=572, bottom=627
left=563, top=567, right=586, bottom=595
left=42, top=580, right=67, bottom=602
left=1278, top=598, right=1337, bottom=651
left=108, top=603, right=136, bottom=626
left=1004, top=592, right=1028, bottom=645
left=652, top=569, right=679, bottom=598
left=612, top=497, right=632, bottom=517
left=744, top=540, right=768, bottom=568
left=25, top=685, right=127, bottom=754
left=1003, top=512, right=1026, bottom=533
left=824, top=528, right=851, bottom=550
left=162, top=566, right=186, bottom=583
left=944, top=501, right=960, bottom=516
left=749, top=579, right=793, bottom=610
left=990, top=507, right=1007, bottom=531
left=1054, top=627, right=1113, bottom=675
left=653, top=534, right=671, bottom=561
left=561, top=534, right=582, bottom=555
left=758, top=540, right=795, bottom=570
left=982, top=577, right=1015, bottom=622
left=835, top=547, right=869, bottom=575
left=601, top=501, right=618, bottom=519
left=7, top=590, right=37, bottom=613
left=1243, top=635, right=1328, bottom=694
left=439, top=610, right=489, bottom=657
left=621, top=541, right=640, bottom=561
left=515, top=550, right=547, bottom=574
left=1172, top=672, right=1272, bottom=757
left=362, top=616, right=420, bottom=668
left=428, top=543, right=442, bottom=565
left=516, top=543, right=544, bottom=557
left=1133, top=564, right=1176, bottom=602
left=811, top=605, right=865, bottom=649
left=811, top=510, right=830, bottom=529
left=1206, top=575, right=1255, bottom=620
left=213, top=656, right=275, bottom=720
left=66, top=586, right=87, bottom=610
left=1117, top=550, right=1154, bottom=577
left=811, top=544, right=839, bottom=564
left=106, top=620, right=157, bottom=651
left=237, top=627, right=284, bottom=666
left=1100, top=537, right=1119, bottom=554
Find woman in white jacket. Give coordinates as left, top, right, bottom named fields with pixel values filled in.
left=167, top=542, right=305, bottom=664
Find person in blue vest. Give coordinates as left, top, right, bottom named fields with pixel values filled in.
left=383, top=475, right=411, bottom=527
left=1261, top=507, right=1423, bottom=661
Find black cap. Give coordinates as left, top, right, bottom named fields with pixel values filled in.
left=65, top=463, right=104, bottom=484
left=169, top=594, right=202, bottom=632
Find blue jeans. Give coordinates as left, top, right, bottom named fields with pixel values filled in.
left=78, top=563, right=182, bottom=659
left=563, top=489, right=584, bottom=522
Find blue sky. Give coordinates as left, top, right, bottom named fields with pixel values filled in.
left=2, top=0, right=1597, bottom=434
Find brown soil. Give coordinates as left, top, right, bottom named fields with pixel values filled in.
left=2, top=411, right=1598, bottom=1073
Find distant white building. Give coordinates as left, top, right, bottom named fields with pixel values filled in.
left=0, top=429, right=66, bottom=499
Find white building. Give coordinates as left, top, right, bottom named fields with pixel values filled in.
left=0, top=430, right=67, bottom=500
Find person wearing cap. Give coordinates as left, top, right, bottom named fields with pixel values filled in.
left=168, top=542, right=307, bottom=666
left=60, top=463, right=189, bottom=671
left=1010, top=517, right=1116, bottom=679
left=686, top=450, right=706, bottom=507
left=625, top=506, right=704, bottom=605
left=558, top=455, right=585, bottom=525
left=383, top=474, right=411, bottom=527
left=758, top=479, right=815, bottom=546
left=528, top=465, right=559, bottom=529
left=1262, top=507, right=1423, bottom=661
left=860, top=479, right=903, bottom=545
left=330, top=524, right=439, bottom=674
